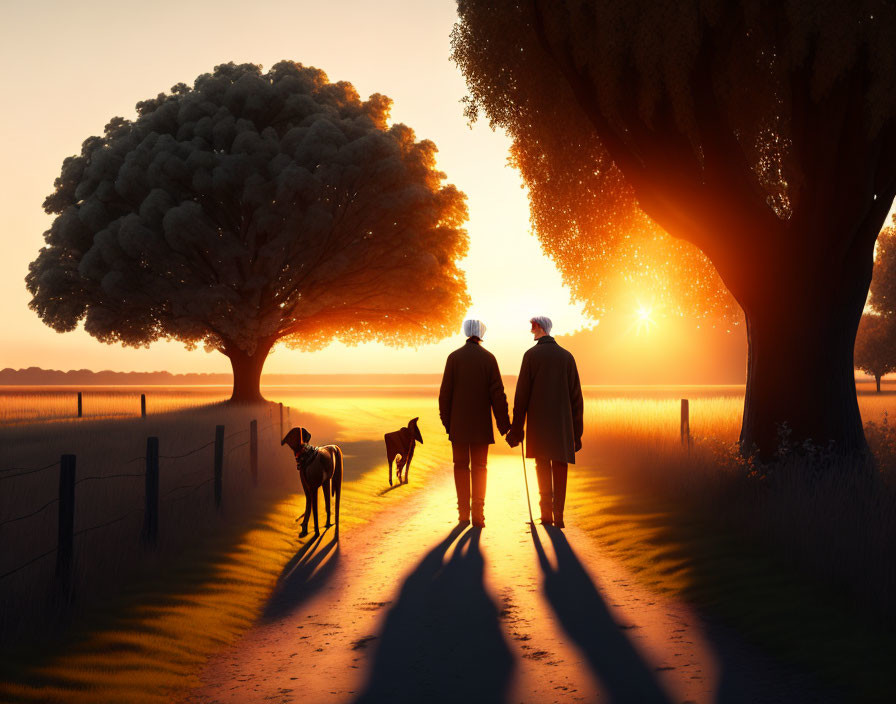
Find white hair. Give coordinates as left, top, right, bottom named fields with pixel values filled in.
left=529, top=316, right=553, bottom=335
left=463, top=319, right=487, bottom=339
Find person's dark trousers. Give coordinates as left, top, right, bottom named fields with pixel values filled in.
left=452, top=443, right=488, bottom=524
left=535, top=458, right=568, bottom=526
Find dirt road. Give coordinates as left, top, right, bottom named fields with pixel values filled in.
left=183, top=455, right=829, bottom=704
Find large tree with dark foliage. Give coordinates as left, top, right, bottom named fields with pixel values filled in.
left=28, top=62, right=470, bottom=402
left=452, top=1, right=896, bottom=458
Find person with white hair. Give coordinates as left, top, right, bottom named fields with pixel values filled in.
left=506, top=316, right=584, bottom=528
left=438, top=319, right=511, bottom=527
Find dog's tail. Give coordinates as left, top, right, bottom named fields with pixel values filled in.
left=333, top=446, right=342, bottom=536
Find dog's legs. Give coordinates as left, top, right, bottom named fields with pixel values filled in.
left=404, top=446, right=414, bottom=484
left=334, top=447, right=342, bottom=539
left=396, top=455, right=406, bottom=484
left=299, top=474, right=312, bottom=538
left=311, top=485, right=320, bottom=535
left=324, top=477, right=332, bottom=527
left=388, top=456, right=394, bottom=486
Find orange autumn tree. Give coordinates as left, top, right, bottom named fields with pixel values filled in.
left=452, top=2, right=896, bottom=458
left=28, top=62, right=470, bottom=402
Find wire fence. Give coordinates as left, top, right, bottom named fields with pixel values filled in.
left=0, top=402, right=295, bottom=593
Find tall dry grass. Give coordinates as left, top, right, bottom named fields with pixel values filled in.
left=575, top=385, right=896, bottom=629
left=0, top=386, right=232, bottom=424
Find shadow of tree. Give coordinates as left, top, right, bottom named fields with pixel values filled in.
left=532, top=526, right=673, bottom=704
left=262, top=528, right=340, bottom=622
left=354, top=524, right=514, bottom=704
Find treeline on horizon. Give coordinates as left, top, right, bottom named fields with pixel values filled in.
left=0, top=367, right=445, bottom=386
left=0, top=366, right=885, bottom=387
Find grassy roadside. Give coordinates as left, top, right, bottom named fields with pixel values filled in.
left=567, top=465, right=896, bottom=701
left=0, top=405, right=449, bottom=704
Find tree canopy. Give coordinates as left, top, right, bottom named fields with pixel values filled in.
left=28, top=61, right=470, bottom=401
left=453, top=1, right=896, bottom=457
left=869, top=219, right=896, bottom=317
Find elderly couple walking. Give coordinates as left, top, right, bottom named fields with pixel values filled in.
left=438, top=316, right=584, bottom=529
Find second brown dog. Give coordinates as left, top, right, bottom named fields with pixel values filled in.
left=384, top=417, right=422, bottom=486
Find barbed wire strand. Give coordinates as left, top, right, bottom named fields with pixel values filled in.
left=0, top=498, right=60, bottom=529
left=163, top=477, right=216, bottom=503
left=161, top=475, right=214, bottom=499
left=159, top=440, right=216, bottom=461
left=74, top=507, right=144, bottom=537
left=75, top=472, right=145, bottom=486
left=0, top=462, right=60, bottom=481
left=0, top=546, right=57, bottom=582
left=226, top=440, right=250, bottom=455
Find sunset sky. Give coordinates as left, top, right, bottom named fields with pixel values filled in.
left=1, top=1, right=892, bottom=381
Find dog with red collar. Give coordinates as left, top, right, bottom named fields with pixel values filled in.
left=281, top=426, right=343, bottom=537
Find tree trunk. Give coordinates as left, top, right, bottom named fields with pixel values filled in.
left=876, top=374, right=882, bottom=393
left=224, top=339, right=275, bottom=404
left=738, top=270, right=869, bottom=460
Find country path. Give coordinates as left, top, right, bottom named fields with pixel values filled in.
left=182, top=454, right=830, bottom=704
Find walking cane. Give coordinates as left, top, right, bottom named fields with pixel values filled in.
left=520, top=442, right=534, bottom=525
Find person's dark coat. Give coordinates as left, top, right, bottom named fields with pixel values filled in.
left=509, top=336, right=584, bottom=463
left=439, top=339, right=511, bottom=445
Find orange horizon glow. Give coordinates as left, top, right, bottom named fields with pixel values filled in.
left=2, top=1, right=894, bottom=384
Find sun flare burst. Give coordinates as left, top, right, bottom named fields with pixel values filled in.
left=633, top=301, right=657, bottom=335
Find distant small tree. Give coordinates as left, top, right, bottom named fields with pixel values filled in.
left=855, top=314, right=896, bottom=392
left=27, top=62, right=470, bottom=402
left=857, top=220, right=896, bottom=392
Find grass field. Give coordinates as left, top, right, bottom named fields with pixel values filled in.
left=564, top=381, right=896, bottom=699
left=3, top=381, right=896, bottom=701
left=0, top=386, right=234, bottom=424
left=0, top=389, right=452, bottom=703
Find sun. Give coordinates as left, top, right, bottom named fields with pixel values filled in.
left=634, top=302, right=656, bottom=335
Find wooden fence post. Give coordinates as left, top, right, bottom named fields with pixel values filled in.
left=680, top=399, right=690, bottom=447
left=250, top=419, right=258, bottom=487
left=77, top=392, right=82, bottom=418
left=279, top=403, right=284, bottom=438
left=214, top=425, right=224, bottom=509
left=56, top=454, right=76, bottom=596
left=140, top=393, right=147, bottom=419
left=142, top=437, right=159, bottom=547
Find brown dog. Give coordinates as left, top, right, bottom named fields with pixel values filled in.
left=281, top=426, right=343, bottom=537
left=384, top=417, right=422, bottom=486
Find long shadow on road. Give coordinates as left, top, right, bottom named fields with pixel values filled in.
left=354, top=523, right=514, bottom=704
left=262, top=528, right=340, bottom=623
left=532, top=525, right=673, bottom=704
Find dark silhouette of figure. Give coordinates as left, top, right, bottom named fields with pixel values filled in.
left=507, top=317, right=583, bottom=527
left=439, top=320, right=511, bottom=526
left=384, top=417, right=423, bottom=485
left=355, top=524, right=514, bottom=703
left=531, top=526, right=672, bottom=703
left=281, top=426, right=343, bottom=538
